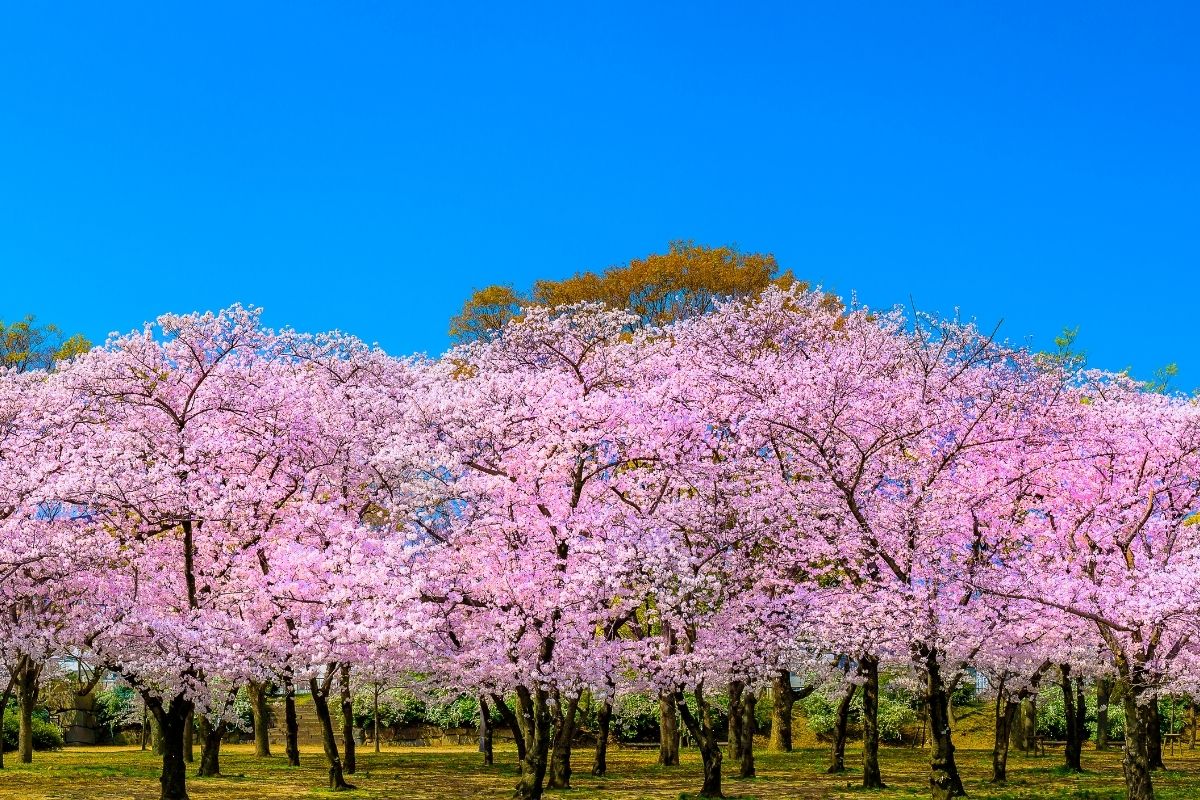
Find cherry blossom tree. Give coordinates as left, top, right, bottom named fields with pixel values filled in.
left=376, top=304, right=656, bottom=800
left=43, top=306, right=311, bottom=800
left=983, top=375, right=1200, bottom=800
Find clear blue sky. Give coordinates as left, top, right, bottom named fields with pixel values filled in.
left=1, top=3, right=1196, bottom=385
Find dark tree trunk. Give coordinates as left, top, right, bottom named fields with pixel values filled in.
left=1095, top=678, right=1113, bottom=751
left=16, top=656, right=41, bottom=764
left=1074, top=678, right=1087, bottom=760
left=591, top=697, right=612, bottom=776
left=492, top=693, right=527, bottom=765
left=1123, top=690, right=1155, bottom=800
left=284, top=683, right=300, bottom=767
left=479, top=695, right=494, bottom=766
left=860, top=654, right=885, bottom=788
left=547, top=691, right=580, bottom=789
left=727, top=680, right=745, bottom=763
left=247, top=681, right=272, bottom=757
left=0, top=675, right=15, bottom=769
left=513, top=684, right=552, bottom=800
left=1192, top=701, right=1198, bottom=750
left=339, top=665, right=356, bottom=775
left=738, top=689, right=756, bottom=779
left=1148, top=695, right=1165, bottom=770
left=769, top=670, right=795, bottom=752
left=183, top=710, right=194, bottom=763
left=196, top=715, right=227, bottom=777
left=658, top=691, right=680, bottom=766
left=310, top=676, right=354, bottom=790
left=152, top=713, right=165, bottom=755
left=147, top=693, right=193, bottom=800
left=922, top=647, right=966, bottom=800
left=1020, top=698, right=1037, bottom=753
left=1009, top=698, right=1031, bottom=753
left=1060, top=665, right=1083, bottom=772
left=675, top=687, right=723, bottom=799
left=826, top=681, right=857, bottom=774
left=373, top=685, right=382, bottom=753
left=991, top=688, right=1019, bottom=783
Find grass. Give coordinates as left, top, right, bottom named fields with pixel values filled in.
left=1, top=743, right=1199, bottom=799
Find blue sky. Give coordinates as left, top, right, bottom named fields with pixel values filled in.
left=1, top=3, right=1196, bottom=385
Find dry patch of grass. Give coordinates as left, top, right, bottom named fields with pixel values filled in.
left=1, top=742, right=1199, bottom=799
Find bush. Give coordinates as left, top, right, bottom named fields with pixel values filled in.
left=876, top=693, right=917, bottom=742
left=612, top=692, right=660, bottom=742
left=95, top=685, right=142, bottom=743
left=1, top=705, right=64, bottom=752
left=352, top=687, right=497, bottom=730
left=801, top=683, right=916, bottom=744
left=1036, top=683, right=1183, bottom=743
left=424, top=693, right=480, bottom=729
left=351, top=687, right=427, bottom=729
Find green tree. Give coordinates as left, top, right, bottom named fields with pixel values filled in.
left=0, top=315, right=90, bottom=372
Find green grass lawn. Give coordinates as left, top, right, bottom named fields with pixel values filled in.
left=1, top=743, right=1198, bottom=799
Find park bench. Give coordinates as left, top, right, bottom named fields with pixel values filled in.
left=1032, top=737, right=1067, bottom=756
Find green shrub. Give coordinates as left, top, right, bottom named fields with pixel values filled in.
left=1, top=706, right=64, bottom=752
left=612, top=691, right=660, bottom=742
left=352, top=687, right=498, bottom=730
left=351, top=687, right=428, bottom=728
left=801, top=683, right=915, bottom=744
left=1036, top=683, right=1183, bottom=743
left=424, top=693, right=480, bottom=729
left=95, top=685, right=142, bottom=743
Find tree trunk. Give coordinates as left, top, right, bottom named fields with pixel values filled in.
left=1122, top=690, right=1155, bottom=800
left=148, top=693, right=193, bottom=800
left=17, top=656, right=41, bottom=764
left=991, top=689, right=1019, bottom=783
left=923, top=647, right=966, bottom=800
left=769, top=670, right=795, bottom=752
left=826, top=681, right=857, bottom=774
left=513, top=684, right=552, bottom=800
left=183, top=710, right=194, bottom=763
left=1095, top=678, right=1112, bottom=751
left=492, top=693, right=526, bottom=765
left=196, top=715, right=226, bottom=777
left=860, top=655, right=885, bottom=788
left=738, top=689, right=756, bottom=778
left=1008, top=695, right=1036, bottom=753
left=310, top=676, right=355, bottom=790
left=727, top=680, right=744, bottom=763
left=152, top=713, right=165, bottom=755
left=479, top=695, right=494, bottom=766
left=374, top=685, right=382, bottom=754
left=284, top=685, right=300, bottom=767
left=1074, top=678, right=1086, bottom=760
left=658, top=691, right=680, bottom=766
left=1060, top=665, right=1083, bottom=771
left=247, top=682, right=272, bottom=757
left=1148, top=695, right=1165, bottom=770
left=591, top=698, right=612, bottom=776
left=0, top=675, right=15, bottom=769
left=674, top=687, right=723, bottom=799
left=339, top=665, right=356, bottom=775
left=547, top=691, right=579, bottom=789
left=1185, top=700, right=1195, bottom=753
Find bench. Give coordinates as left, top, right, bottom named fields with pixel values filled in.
left=1032, top=737, right=1067, bottom=756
